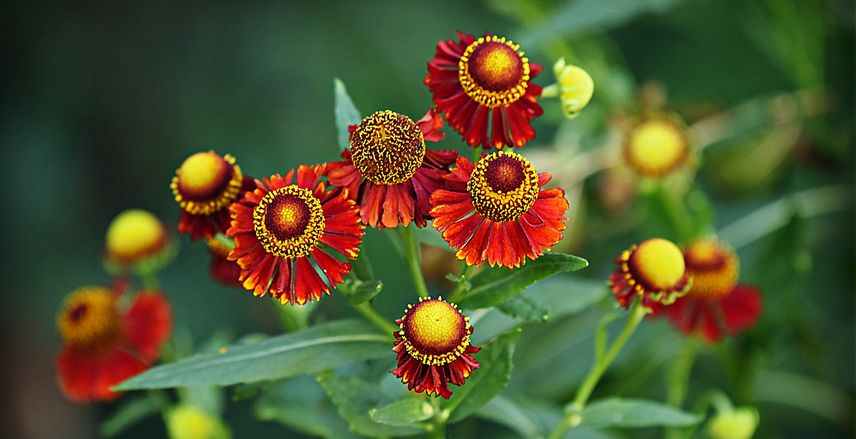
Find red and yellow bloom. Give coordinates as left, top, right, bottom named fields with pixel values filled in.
left=327, top=109, right=458, bottom=229
left=171, top=151, right=254, bottom=240
left=227, top=165, right=364, bottom=304
left=430, top=151, right=569, bottom=268
left=609, top=238, right=690, bottom=308
left=426, top=32, right=543, bottom=150
left=55, top=287, right=171, bottom=402
left=622, top=115, right=690, bottom=178
left=391, top=297, right=480, bottom=399
left=653, top=239, right=762, bottom=343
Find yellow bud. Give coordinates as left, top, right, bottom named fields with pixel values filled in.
left=166, top=405, right=230, bottom=439
left=105, top=209, right=166, bottom=264
left=707, top=407, right=759, bottom=439
left=553, top=58, right=594, bottom=118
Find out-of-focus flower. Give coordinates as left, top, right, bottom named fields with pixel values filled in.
left=425, top=32, right=543, bottom=150
left=552, top=58, right=594, bottom=118
left=707, top=406, right=759, bottom=439
left=622, top=115, right=690, bottom=178
left=171, top=151, right=254, bottom=240
left=391, top=297, right=480, bottom=399
left=166, top=405, right=231, bottom=439
left=55, top=287, right=171, bottom=402
left=327, top=109, right=458, bottom=229
left=206, top=236, right=241, bottom=287
left=104, top=209, right=172, bottom=273
left=653, top=238, right=762, bottom=343
left=227, top=165, right=364, bottom=304
left=430, top=151, right=569, bottom=268
left=609, top=238, right=690, bottom=308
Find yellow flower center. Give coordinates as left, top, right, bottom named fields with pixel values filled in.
left=401, top=298, right=471, bottom=366
left=171, top=152, right=245, bottom=215
left=349, top=111, right=425, bottom=186
left=57, top=287, right=120, bottom=350
left=684, top=239, right=739, bottom=299
left=459, top=35, right=530, bottom=108
left=105, top=209, right=166, bottom=263
left=253, top=186, right=325, bottom=259
left=629, top=238, right=686, bottom=291
left=467, top=151, right=539, bottom=222
left=624, top=119, right=689, bottom=178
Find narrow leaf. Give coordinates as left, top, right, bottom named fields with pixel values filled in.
left=458, top=253, right=589, bottom=310
left=255, top=376, right=360, bottom=439
left=334, top=78, right=361, bottom=151
left=581, top=398, right=701, bottom=428
left=116, top=320, right=389, bottom=390
left=497, top=295, right=549, bottom=322
left=370, top=398, right=434, bottom=427
left=348, top=280, right=384, bottom=306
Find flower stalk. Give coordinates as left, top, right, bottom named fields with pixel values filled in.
left=400, top=225, right=429, bottom=297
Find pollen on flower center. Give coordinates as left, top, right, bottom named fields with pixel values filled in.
left=171, top=151, right=245, bottom=215
left=459, top=36, right=530, bottom=108
left=253, top=186, right=325, bottom=259
left=624, top=118, right=689, bottom=178
left=57, top=287, right=120, bottom=350
left=629, top=238, right=686, bottom=291
left=684, top=239, right=739, bottom=299
left=350, top=111, right=426, bottom=186
left=401, top=298, right=471, bottom=365
left=467, top=151, right=539, bottom=222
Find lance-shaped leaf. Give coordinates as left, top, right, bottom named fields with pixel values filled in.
left=581, top=398, right=701, bottom=428
left=115, top=320, right=389, bottom=390
left=333, top=78, right=361, bottom=151
left=255, top=376, right=359, bottom=439
left=369, top=398, right=434, bottom=427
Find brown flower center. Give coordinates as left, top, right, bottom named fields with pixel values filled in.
left=253, top=186, right=325, bottom=259
left=401, top=298, right=471, bottom=366
left=57, top=287, right=120, bottom=350
left=684, top=239, right=739, bottom=299
left=350, top=111, right=425, bottom=186
left=459, top=36, right=530, bottom=108
left=467, top=151, right=539, bottom=222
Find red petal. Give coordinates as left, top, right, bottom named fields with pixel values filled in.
left=124, top=292, right=172, bottom=361
left=56, top=346, right=148, bottom=402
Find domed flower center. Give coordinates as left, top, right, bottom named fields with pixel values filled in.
left=172, top=152, right=245, bottom=215
left=57, top=287, right=120, bottom=350
left=253, top=186, right=325, bottom=259
left=350, top=111, right=425, bottom=186
left=106, top=209, right=166, bottom=262
left=401, top=299, right=470, bottom=365
left=459, top=36, right=530, bottom=108
left=624, top=119, right=689, bottom=177
left=628, top=238, right=687, bottom=292
left=467, top=151, right=539, bottom=222
left=684, top=239, right=739, bottom=299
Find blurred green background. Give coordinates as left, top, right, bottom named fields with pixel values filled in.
left=2, top=0, right=853, bottom=438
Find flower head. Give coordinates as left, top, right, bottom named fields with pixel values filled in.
left=553, top=58, right=594, bottom=118
left=166, top=405, right=231, bottom=439
left=171, top=151, right=254, bottom=240
left=55, top=287, right=171, bottom=402
left=652, top=238, right=762, bottom=343
left=327, top=109, right=458, bottom=229
left=391, top=297, right=480, bottom=399
left=609, top=238, right=690, bottom=308
left=426, top=32, right=543, bottom=150
left=227, top=165, right=364, bottom=304
left=105, top=209, right=168, bottom=264
left=430, top=151, right=569, bottom=268
left=623, top=115, right=690, bottom=178
left=707, top=407, right=759, bottom=439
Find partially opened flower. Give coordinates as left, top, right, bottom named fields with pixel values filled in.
left=104, top=209, right=173, bottom=273
left=653, top=239, right=763, bottom=343
left=430, top=150, right=569, bottom=268
left=171, top=151, right=254, bottom=240
left=426, top=32, right=543, bottom=150
left=327, top=109, right=458, bottom=229
left=622, top=115, right=690, bottom=178
left=206, top=236, right=241, bottom=287
left=227, top=165, right=364, bottom=304
left=609, top=238, right=690, bottom=308
left=391, top=297, right=480, bottom=399
left=55, top=287, right=172, bottom=402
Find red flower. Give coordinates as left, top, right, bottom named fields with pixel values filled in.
left=327, top=109, right=458, bottom=229
left=55, top=287, right=172, bottom=402
left=227, top=165, right=364, bottom=304
left=391, top=298, right=480, bottom=399
left=426, top=32, right=543, bottom=150
left=430, top=151, right=568, bottom=268
left=609, top=238, right=690, bottom=309
left=171, top=151, right=254, bottom=240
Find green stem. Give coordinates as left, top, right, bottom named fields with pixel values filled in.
left=354, top=302, right=398, bottom=335
left=352, top=250, right=375, bottom=280
left=665, top=340, right=699, bottom=439
left=547, top=302, right=648, bottom=439
left=447, top=263, right=472, bottom=303
left=541, top=83, right=560, bottom=98
left=273, top=302, right=313, bottom=332
left=141, top=272, right=160, bottom=291
left=400, top=225, right=429, bottom=298
left=649, top=183, right=695, bottom=243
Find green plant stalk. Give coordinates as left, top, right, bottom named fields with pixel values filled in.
left=665, top=339, right=699, bottom=439
left=547, top=301, right=648, bottom=439
left=273, top=304, right=306, bottom=332
left=447, top=263, right=472, bottom=303
left=651, top=183, right=695, bottom=243
left=352, top=249, right=375, bottom=280
left=354, top=302, right=398, bottom=336
left=400, top=225, right=429, bottom=297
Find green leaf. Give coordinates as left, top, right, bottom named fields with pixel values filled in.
left=580, top=398, right=701, bottom=428
left=347, top=280, right=384, bottom=306
left=255, top=376, right=360, bottom=439
left=101, top=397, right=159, bottom=437
left=445, top=329, right=522, bottom=422
left=477, top=393, right=616, bottom=439
left=497, top=295, right=549, bottom=323
left=333, top=78, right=361, bottom=151
left=116, top=320, right=389, bottom=390
left=317, top=371, right=424, bottom=437
left=369, top=398, right=434, bottom=427
left=457, top=253, right=588, bottom=310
